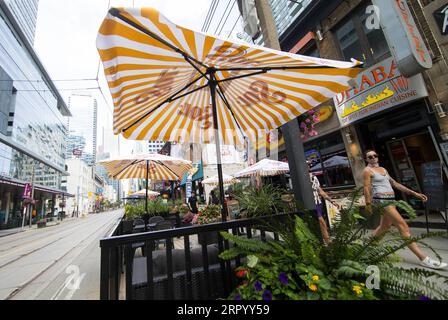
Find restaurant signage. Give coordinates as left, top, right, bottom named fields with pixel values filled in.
left=334, top=57, right=428, bottom=127
left=373, top=0, right=432, bottom=77
left=22, top=183, right=31, bottom=199
left=433, top=3, right=448, bottom=35
left=73, top=149, right=82, bottom=157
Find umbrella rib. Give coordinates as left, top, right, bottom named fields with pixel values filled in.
left=216, top=70, right=268, bottom=83
left=170, top=83, right=209, bottom=102
left=216, top=83, right=245, bottom=141
left=216, top=65, right=363, bottom=72
left=122, top=74, right=205, bottom=133
left=109, top=8, right=209, bottom=70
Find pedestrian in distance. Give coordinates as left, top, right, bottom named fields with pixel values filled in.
left=208, top=190, right=220, bottom=205
left=307, top=160, right=340, bottom=245
left=187, top=191, right=198, bottom=214
left=363, top=149, right=447, bottom=269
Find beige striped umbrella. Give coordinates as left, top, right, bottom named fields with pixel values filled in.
left=99, top=153, right=192, bottom=181
left=96, top=7, right=363, bottom=219
left=202, top=174, right=240, bottom=186
left=130, top=189, right=160, bottom=198
left=234, top=158, right=289, bottom=178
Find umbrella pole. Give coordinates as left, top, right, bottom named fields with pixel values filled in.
left=209, top=69, right=227, bottom=222
left=146, top=160, right=149, bottom=215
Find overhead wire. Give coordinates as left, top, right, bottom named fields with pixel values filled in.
left=214, top=0, right=234, bottom=35
left=201, top=0, right=216, bottom=31
left=204, top=0, right=220, bottom=33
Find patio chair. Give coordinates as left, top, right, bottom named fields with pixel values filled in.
left=148, top=216, right=165, bottom=226
left=153, top=220, right=174, bottom=250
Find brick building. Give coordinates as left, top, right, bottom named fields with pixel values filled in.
left=275, top=0, right=448, bottom=227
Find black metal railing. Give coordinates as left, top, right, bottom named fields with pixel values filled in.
left=100, top=213, right=292, bottom=300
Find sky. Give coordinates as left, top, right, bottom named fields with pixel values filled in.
left=34, top=0, right=244, bottom=158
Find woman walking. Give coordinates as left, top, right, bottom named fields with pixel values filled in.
left=363, top=149, right=446, bottom=269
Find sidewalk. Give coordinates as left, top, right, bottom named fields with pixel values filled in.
left=397, top=228, right=448, bottom=277
left=0, top=216, right=77, bottom=238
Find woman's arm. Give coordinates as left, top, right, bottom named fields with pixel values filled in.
left=318, top=187, right=339, bottom=208
left=388, top=176, right=428, bottom=202
left=363, top=169, right=372, bottom=205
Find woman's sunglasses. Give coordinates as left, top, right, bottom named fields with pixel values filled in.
left=367, top=154, right=378, bottom=160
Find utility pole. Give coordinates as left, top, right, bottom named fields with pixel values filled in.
left=254, top=0, right=315, bottom=210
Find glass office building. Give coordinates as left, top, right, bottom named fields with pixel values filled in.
left=3, top=0, right=39, bottom=45
left=0, top=2, right=70, bottom=229
left=66, top=93, right=98, bottom=166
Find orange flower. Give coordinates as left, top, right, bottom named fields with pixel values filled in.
left=308, top=284, right=318, bottom=292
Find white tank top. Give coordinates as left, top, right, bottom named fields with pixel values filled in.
left=369, top=168, right=394, bottom=196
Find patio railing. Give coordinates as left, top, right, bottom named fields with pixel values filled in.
left=99, top=213, right=294, bottom=300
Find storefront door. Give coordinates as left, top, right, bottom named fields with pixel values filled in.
left=385, top=132, right=440, bottom=210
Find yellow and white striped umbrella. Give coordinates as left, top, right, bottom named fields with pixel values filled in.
left=96, top=7, right=363, bottom=146
left=98, top=153, right=192, bottom=181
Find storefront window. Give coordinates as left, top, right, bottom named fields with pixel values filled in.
left=305, top=133, right=355, bottom=188
left=335, top=19, right=365, bottom=63
left=334, top=2, right=390, bottom=66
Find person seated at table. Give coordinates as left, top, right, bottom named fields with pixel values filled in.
left=181, top=204, right=195, bottom=224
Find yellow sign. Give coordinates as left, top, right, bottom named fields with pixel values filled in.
left=88, top=192, right=93, bottom=198
left=341, top=86, right=395, bottom=117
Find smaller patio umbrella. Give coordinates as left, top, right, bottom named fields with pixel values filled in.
left=98, top=153, right=192, bottom=218
left=310, top=155, right=349, bottom=171
left=130, top=189, right=160, bottom=198
left=202, top=174, right=240, bottom=186
left=234, top=159, right=289, bottom=178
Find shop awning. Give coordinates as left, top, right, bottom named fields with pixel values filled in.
left=180, top=161, right=204, bottom=186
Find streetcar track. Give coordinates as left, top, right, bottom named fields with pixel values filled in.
left=0, top=214, right=118, bottom=267
left=0, top=215, right=106, bottom=251
left=3, top=214, right=121, bottom=300
left=0, top=214, right=113, bottom=260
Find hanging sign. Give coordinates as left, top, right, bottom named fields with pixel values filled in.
left=334, top=57, right=428, bottom=126
left=22, top=183, right=31, bottom=199
left=186, top=176, right=192, bottom=199
left=373, top=0, right=432, bottom=77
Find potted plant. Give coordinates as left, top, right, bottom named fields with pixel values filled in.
left=196, top=204, right=221, bottom=245
left=219, top=193, right=448, bottom=300
left=37, top=219, right=46, bottom=228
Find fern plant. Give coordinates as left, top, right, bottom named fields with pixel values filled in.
left=219, top=193, right=448, bottom=300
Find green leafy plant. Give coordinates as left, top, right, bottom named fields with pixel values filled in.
left=233, top=184, right=286, bottom=217
left=124, top=202, right=146, bottom=220
left=219, top=191, right=448, bottom=300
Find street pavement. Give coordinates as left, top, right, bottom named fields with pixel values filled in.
left=0, top=209, right=123, bottom=300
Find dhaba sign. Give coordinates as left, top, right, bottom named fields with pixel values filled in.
left=333, top=57, right=428, bottom=127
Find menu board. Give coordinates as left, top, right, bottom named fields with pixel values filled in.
left=421, top=162, right=445, bottom=211
left=227, top=200, right=240, bottom=219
